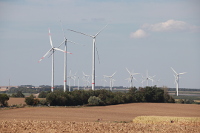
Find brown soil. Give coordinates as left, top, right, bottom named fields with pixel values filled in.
left=7, top=98, right=26, bottom=105
left=1, top=102, right=200, bottom=132
left=1, top=103, right=200, bottom=122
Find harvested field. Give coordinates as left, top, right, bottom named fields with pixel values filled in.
left=7, top=98, right=45, bottom=105
left=1, top=119, right=199, bottom=133
left=0, top=103, right=200, bottom=132
left=7, top=98, right=26, bottom=105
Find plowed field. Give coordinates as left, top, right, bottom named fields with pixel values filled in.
left=1, top=103, right=200, bottom=132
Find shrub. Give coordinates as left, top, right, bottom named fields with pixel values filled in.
left=177, top=99, right=184, bottom=104
left=184, top=99, right=195, bottom=104
left=11, top=91, right=25, bottom=98
left=0, top=94, right=9, bottom=107
left=88, top=96, right=103, bottom=106
left=38, top=91, right=50, bottom=98
left=25, top=95, right=34, bottom=105
left=39, top=99, right=48, bottom=105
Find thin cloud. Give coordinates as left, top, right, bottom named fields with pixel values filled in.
left=130, top=29, right=148, bottom=39
left=142, top=19, right=200, bottom=32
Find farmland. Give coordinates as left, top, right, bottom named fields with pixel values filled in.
left=0, top=101, right=200, bottom=132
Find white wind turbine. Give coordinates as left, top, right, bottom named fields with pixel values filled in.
left=77, top=75, right=80, bottom=90
left=144, top=70, right=155, bottom=86
left=149, top=75, right=156, bottom=86
left=104, top=72, right=116, bottom=91
left=83, top=72, right=90, bottom=89
left=126, top=68, right=139, bottom=88
left=71, top=72, right=77, bottom=86
left=38, top=29, right=72, bottom=92
left=141, top=78, right=146, bottom=87
left=68, top=70, right=73, bottom=92
left=171, top=67, right=187, bottom=96
left=101, top=77, right=107, bottom=87
left=68, top=24, right=108, bottom=90
left=58, top=21, right=83, bottom=92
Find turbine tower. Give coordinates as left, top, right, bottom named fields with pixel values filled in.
left=126, top=68, right=139, bottom=88
left=58, top=21, right=82, bottom=92
left=104, top=72, right=116, bottom=91
left=101, top=77, right=107, bottom=88
left=171, top=67, right=186, bottom=96
left=68, top=24, right=108, bottom=90
left=144, top=70, right=155, bottom=86
left=83, top=72, right=90, bottom=89
left=67, top=70, right=73, bottom=92
left=38, top=29, right=72, bottom=92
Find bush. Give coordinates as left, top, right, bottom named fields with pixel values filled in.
left=39, top=99, right=48, bottom=105
left=25, top=95, right=34, bottom=105
left=0, top=94, right=9, bottom=107
left=177, top=99, right=184, bottom=104
left=11, top=91, right=25, bottom=98
left=184, top=99, right=194, bottom=104
left=38, top=91, right=50, bottom=98
left=42, top=87, right=174, bottom=106
left=88, top=96, right=103, bottom=106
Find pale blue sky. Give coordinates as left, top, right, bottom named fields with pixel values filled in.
left=0, top=0, right=200, bottom=88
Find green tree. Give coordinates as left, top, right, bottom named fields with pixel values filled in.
left=25, top=95, right=34, bottom=105
left=0, top=94, right=9, bottom=106
left=38, top=91, right=50, bottom=98
left=12, top=91, right=25, bottom=97
left=88, top=96, right=103, bottom=106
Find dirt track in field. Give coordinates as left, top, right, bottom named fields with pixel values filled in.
left=1, top=103, right=200, bottom=122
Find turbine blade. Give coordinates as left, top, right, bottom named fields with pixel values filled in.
left=67, top=40, right=85, bottom=46
left=53, top=48, right=65, bottom=52
left=57, top=40, right=65, bottom=48
left=171, top=67, right=178, bottom=75
left=126, top=68, right=131, bottom=74
left=111, top=72, right=116, bottom=77
left=48, top=28, right=53, bottom=47
left=60, top=20, right=66, bottom=39
left=68, top=29, right=93, bottom=38
left=133, top=73, right=140, bottom=75
left=53, top=48, right=72, bottom=54
left=38, top=48, right=52, bottom=62
left=95, top=23, right=108, bottom=37
left=179, top=72, right=187, bottom=75
left=133, top=76, right=137, bottom=82
left=103, top=75, right=109, bottom=78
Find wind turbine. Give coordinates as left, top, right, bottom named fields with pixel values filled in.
left=38, top=29, right=72, bottom=92
left=68, top=70, right=73, bottom=92
left=141, top=78, right=146, bottom=87
left=58, top=21, right=83, bottom=92
left=104, top=72, right=116, bottom=91
left=126, top=68, right=139, bottom=88
left=83, top=72, right=90, bottom=89
left=68, top=24, right=108, bottom=90
left=171, top=67, right=186, bottom=96
left=143, top=70, right=155, bottom=86
left=101, top=77, right=107, bottom=88
left=77, top=75, right=80, bottom=90
left=149, top=75, right=156, bottom=86
left=71, top=72, right=77, bottom=86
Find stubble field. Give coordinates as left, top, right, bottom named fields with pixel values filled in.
left=1, top=98, right=200, bottom=132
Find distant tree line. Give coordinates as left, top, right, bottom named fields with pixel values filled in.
left=4, top=86, right=66, bottom=94
left=11, top=91, right=25, bottom=98
left=26, top=86, right=175, bottom=106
